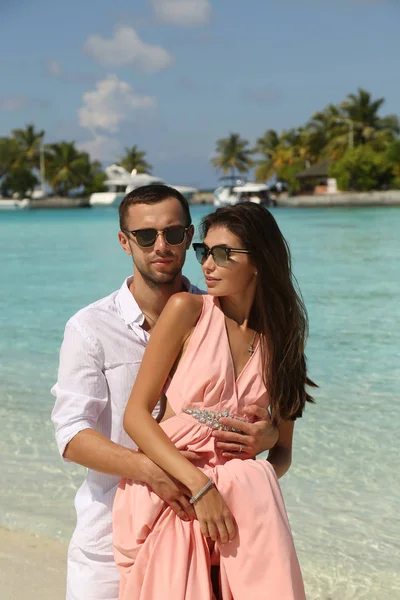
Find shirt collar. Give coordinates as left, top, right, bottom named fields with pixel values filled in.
left=115, top=277, right=143, bottom=327
left=115, top=275, right=193, bottom=328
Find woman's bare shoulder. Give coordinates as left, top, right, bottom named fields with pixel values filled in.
left=161, top=292, right=203, bottom=330
left=165, top=292, right=203, bottom=318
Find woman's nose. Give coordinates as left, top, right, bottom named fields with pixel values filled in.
left=202, top=253, right=215, bottom=271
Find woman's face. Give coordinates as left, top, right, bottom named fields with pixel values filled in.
left=201, top=225, right=257, bottom=297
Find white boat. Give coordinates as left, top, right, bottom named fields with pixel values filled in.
left=213, top=177, right=272, bottom=207
left=90, top=165, right=198, bottom=207
left=0, top=198, right=30, bottom=210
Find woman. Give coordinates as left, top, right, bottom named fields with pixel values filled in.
left=113, top=203, right=315, bottom=600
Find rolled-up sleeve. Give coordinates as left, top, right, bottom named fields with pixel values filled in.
left=51, top=320, right=108, bottom=459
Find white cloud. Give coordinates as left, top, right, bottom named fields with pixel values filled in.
left=78, top=134, right=122, bottom=162
left=84, top=26, right=173, bottom=71
left=151, top=0, right=211, bottom=26
left=78, top=74, right=156, bottom=134
left=46, top=59, right=61, bottom=77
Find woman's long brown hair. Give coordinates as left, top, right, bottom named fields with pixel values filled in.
left=201, top=203, right=316, bottom=424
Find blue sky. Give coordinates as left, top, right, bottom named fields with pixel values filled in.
left=1, top=0, right=399, bottom=187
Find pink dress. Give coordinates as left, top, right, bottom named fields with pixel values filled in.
left=113, top=295, right=306, bottom=600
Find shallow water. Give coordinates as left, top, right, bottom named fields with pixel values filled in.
left=0, top=205, right=399, bottom=599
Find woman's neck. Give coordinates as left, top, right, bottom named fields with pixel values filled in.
left=218, top=290, right=256, bottom=331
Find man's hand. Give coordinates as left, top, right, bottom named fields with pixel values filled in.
left=141, top=451, right=198, bottom=521
left=212, top=405, right=279, bottom=459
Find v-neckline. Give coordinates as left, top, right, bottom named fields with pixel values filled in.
left=216, top=297, right=259, bottom=384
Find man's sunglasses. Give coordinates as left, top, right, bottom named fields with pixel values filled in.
left=193, top=243, right=250, bottom=267
left=122, top=225, right=190, bottom=248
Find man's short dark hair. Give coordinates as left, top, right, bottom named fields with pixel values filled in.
left=119, top=184, right=192, bottom=231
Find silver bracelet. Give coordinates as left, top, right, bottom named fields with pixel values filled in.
left=189, top=478, right=214, bottom=504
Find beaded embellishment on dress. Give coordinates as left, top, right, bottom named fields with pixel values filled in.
left=182, top=407, right=248, bottom=433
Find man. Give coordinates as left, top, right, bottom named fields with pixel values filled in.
left=51, top=185, right=283, bottom=600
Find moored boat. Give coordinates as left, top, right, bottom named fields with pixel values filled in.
left=90, top=165, right=198, bottom=207
left=0, top=198, right=30, bottom=210
left=213, top=177, right=273, bottom=207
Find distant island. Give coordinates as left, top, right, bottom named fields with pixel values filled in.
left=1, top=88, right=399, bottom=203
left=210, top=88, right=400, bottom=198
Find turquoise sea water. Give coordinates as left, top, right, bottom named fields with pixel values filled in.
left=0, top=206, right=399, bottom=599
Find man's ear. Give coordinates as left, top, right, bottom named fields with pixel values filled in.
left=118, top=231, right=132, bottom=255
left=185, top=224, right=195, bottom=249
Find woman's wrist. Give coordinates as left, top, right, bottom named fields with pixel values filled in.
left=183, top=467, right=210, bottom=495
left=189, top=478, right=214, bottom=504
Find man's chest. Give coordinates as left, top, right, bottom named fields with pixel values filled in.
left=92, top=320, right=147, bottom=404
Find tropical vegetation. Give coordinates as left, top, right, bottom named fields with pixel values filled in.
left=118, top=145, right=152, bottom=174
left=0, top=128, right=153, bottom=199
left=210, top=133, right=253, bottom=179
left=1, top=89, right=400, bottom=199
left=211, top=89, right=400, bottom=193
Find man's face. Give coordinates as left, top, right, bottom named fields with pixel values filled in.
left=118, top=197, right=194, bottom=286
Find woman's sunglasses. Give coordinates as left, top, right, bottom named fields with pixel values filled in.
left=122, top=226, right=189, bottom=248
left=193, top=243, right=250, bottom=267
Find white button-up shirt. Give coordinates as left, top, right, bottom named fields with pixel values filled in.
left=51, top=276, right=202, bottom=554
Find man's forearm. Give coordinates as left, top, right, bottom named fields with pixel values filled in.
left=64, top=429, right=149, bottom=483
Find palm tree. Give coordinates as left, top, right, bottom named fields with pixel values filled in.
left=210, top=133, right=253, bottom=179
left=11, top=123, right=44, bottom=169
left=280, top=128, right=315, bottom=164
left=369, top=114, right=400, bottom=151
left=253, top=130, right=279, bottom=181
left=341, top=89, right=384, bottom=142
left=0, top=137, right=21, bottom=177
left=1, top=167, right=38, bottom=198
left=82, top=160, right=107, bottom=196
left=305, top=104, right=343, bottom=159
left=119, top=145, right=152, bottom=174
left=254, top=129, right=310, bottom=183
left=387, top=140, right=400, bottom=185
left=340, top=88, right=399, bottom=147
left=46, top=142, right=93, bottom=196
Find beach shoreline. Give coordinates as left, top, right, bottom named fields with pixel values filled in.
left=0, top=527, right=67, bottom=600
left=276, top=189, right=400, bottom=207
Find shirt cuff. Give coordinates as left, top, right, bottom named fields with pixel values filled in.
left=55, top=421, right=95, bottom=462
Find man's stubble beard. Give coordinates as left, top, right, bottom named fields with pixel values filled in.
left=129, top=240, right=185, bottom=289
left=133, top=258, right=184, bottom=289
left=137, top=265, right=181, bottom=288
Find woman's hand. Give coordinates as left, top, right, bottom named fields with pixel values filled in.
left=193, top=486, right=236, bottom=544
